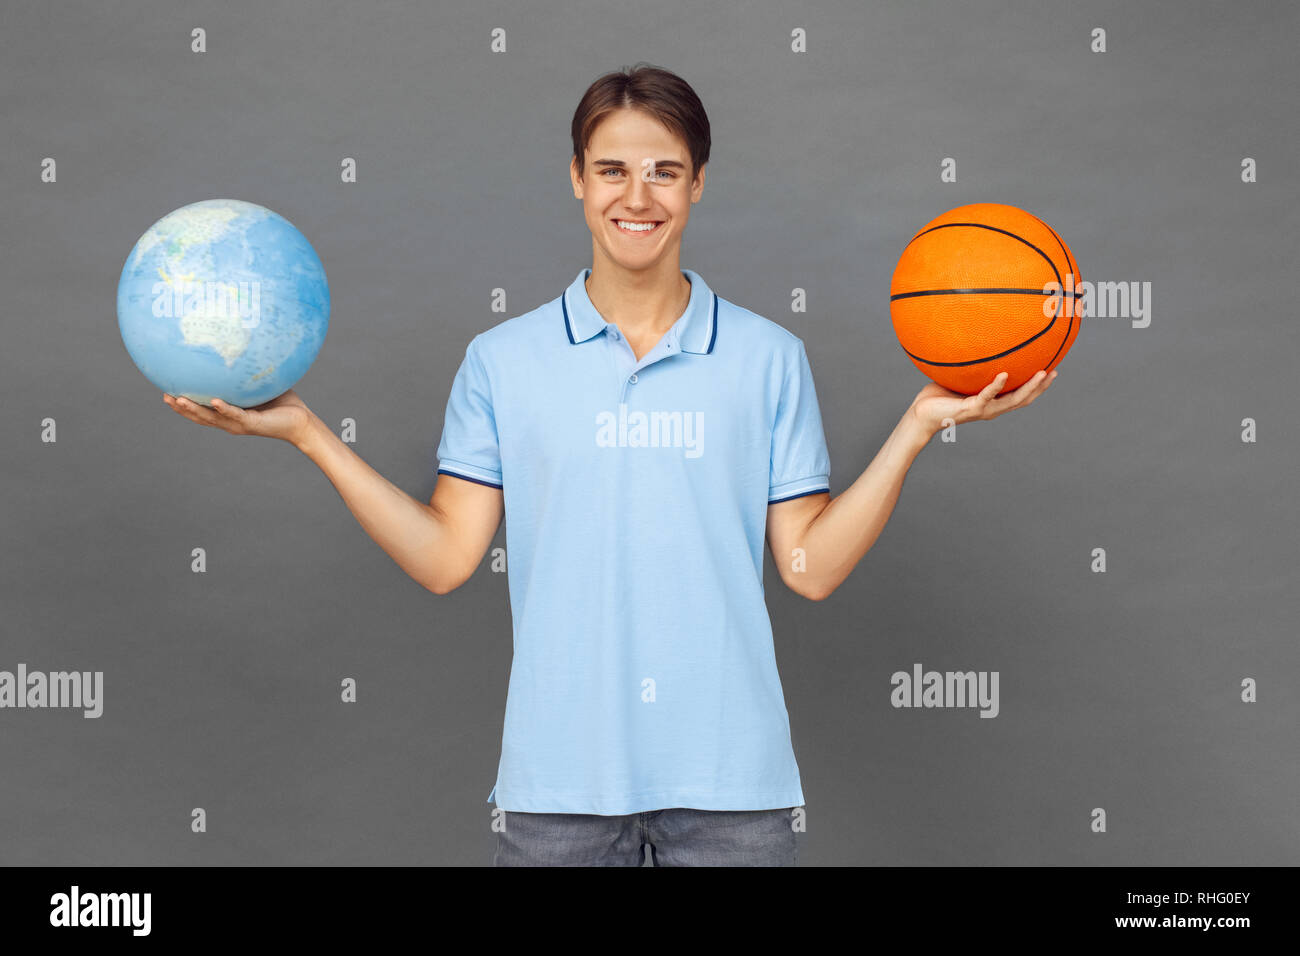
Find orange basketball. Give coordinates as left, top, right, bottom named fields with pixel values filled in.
left=889, top=203, right=1082, bottom=395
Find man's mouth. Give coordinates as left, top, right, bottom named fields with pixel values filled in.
left=614, top=219, right=663, bottom=236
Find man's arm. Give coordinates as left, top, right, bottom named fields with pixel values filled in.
left=766, top=408, right=932, bottom=602
left=295, top=414, right=503, bottom=595
left=765, top=369, right=1057, bottom=602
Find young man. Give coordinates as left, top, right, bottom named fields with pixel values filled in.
left=164, top=64, right=1055, bottom=866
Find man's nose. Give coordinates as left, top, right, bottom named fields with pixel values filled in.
left=623, top=171, right=653, bottom=207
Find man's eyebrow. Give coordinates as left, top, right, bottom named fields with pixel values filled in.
left=592, top=158, right=687, bottom=169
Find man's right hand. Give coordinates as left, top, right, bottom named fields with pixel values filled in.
left=163, top=388, right=314, bottom=446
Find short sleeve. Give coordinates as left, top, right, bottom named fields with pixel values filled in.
left=435, top=336, right=504, bottom=489
left=768, top=339, right=831, bottom=503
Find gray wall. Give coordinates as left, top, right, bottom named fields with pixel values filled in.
left=1, top=0, right=1296, bottom=865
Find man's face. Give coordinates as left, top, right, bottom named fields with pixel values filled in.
left=571, top=108, right=705, bottom=272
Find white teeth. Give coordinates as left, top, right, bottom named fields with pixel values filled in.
left=616, top=220, right=659, bottom=232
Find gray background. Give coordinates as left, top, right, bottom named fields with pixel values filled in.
left=2, top=0, right=1296, bottom=865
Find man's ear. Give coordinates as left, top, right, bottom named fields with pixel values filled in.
left=571, top=156, right=584, bottom=198
left=691, top=164, right=706, bottom=202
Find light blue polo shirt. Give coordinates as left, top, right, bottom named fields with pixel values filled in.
left=435, top=268, right=831, bottom=815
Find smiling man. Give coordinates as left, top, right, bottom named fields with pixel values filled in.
left=432, top=63, right=1055, bottom=865
left=164, top=63, right=1055, bottom=866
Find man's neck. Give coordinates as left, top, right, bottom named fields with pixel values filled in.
left=585, top=262, right=692, bottom=343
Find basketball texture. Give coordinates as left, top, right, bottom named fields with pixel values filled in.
left=889, top=203, right=1082, bottom=395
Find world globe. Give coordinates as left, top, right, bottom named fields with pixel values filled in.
left=117, top=198, right=329, bottom=408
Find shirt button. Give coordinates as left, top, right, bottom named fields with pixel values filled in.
left=608, top=328, right=619, bottom=340
left=629, top=373, right=638, bottom=383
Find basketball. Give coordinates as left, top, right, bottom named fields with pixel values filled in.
left=889, top=203, right=1082, bottom=395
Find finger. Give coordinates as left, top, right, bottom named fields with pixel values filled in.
left=210, top=398, right=251, bottom=428
left=164, top=393, right=202, bottom=422
left=973, top=372, right=1009, bottom=405
left=953, top=372, right=1008, bottom=422
left=172, top=396, right=223, bottom=427
left=1006, top=370, right=1049, bottom=405
left=1004, top=370, right=1056, bottom=410
left=1025, top=370, right=1057, bottom=401
left=1025, top=370, right=1058, bottom=404
left=979, top=371, right=1044, bottom=418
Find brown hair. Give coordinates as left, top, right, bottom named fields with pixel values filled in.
left=571, top=63, right=711, bottom=183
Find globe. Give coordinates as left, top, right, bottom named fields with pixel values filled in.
left=117, top=198, right=329, bottom=408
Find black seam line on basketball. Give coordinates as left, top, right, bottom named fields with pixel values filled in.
left=898, top=323, right=1054, bottom=368
left=1028, top=212, right=1080, bottom=370
left=903, top=222, right=1063, bottom=296
left=890, top=287, right=1085, bottom=301
left=1029, top=212, right=1077, bottom=282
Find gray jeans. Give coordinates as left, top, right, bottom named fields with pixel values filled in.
left=494, top=807, right=800, bottom=866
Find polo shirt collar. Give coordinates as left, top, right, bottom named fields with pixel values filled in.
left=562, top=268, right=718, bottom=354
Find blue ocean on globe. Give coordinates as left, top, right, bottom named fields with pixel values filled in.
left=117, top=198, right=329, bottom=407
